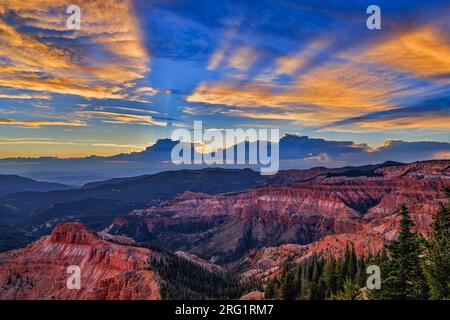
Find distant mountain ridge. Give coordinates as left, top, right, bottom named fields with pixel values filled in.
left=0, top=160, right=444, bottom=241
left=1, top=135, right=449, bottom=185
left=0, top=174, right=70, bottom=197
left=1, top=168, right=267, bottom=234
left=0, top=160, right=448, bottom=300
left=105, top=160, right=450, bottom=264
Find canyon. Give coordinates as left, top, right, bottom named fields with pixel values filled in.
left=107, top=160, right=449, bottom=265
left=0, top=222, right=162, bottom=300
left=0, top=160, right=448, bottom=299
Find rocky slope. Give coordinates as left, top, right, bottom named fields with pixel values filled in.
left=0, top=222, right=162, bottom=300
left=107, top=160, right=449, bottom=264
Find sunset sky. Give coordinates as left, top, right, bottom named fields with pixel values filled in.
left=0, top=0, right=449, bottom=158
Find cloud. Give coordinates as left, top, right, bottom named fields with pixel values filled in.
left=321, top=98, right=450, bottom=131
left=78, top=110, right=167, bottom=127
left=0, top=0, right=150, bottom=100
left=0, top=118, right=86, bottom=128
left=228, top=46, right=258, bottom=70
left=0, top=138, right=145, bottom=150
left=272, top=135, right=450, bottom=168
left=206, top=19, right=240, bottom=70
left=0, top=92, right=51, bottom=100
left=354, top=26, right=450, bottom=81
left=208, top=49, right=226, bottom=70
left=274, top=38, right=329, bottom=75
left=96, top=106, right=159, bottom=115
left=135, top=86, right=170, bottom=96
left=186, top=17, right=450, bottom=131
left=275, top=56, right=303, bottom=76
left=186, top=60, right=406, bottom=125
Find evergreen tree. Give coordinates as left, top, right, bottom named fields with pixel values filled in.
left=264, top=279, right=276, bottom=299
left=322, top=258, right=337, bottom=297
left=422, top=187, right=450, bottom=299
left=280, top=265, right=296, bottom=300
left=381, top=205, right=428, bottom=299
left=355, top=257, right=366, bottom=288
left=332, top=278, right=361, bottom=300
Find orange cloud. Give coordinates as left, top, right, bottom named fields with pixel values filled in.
left=186, top=60, right=407, bottom=125
left=0, top=118, right=86, bottom=128
left=208, top=49, right=226, bottom=70
left=78, top=110, right=167, bottom=127
left=325, top=114, right=450, bottom=132
left=0, top=0, right=150, bottom=100
left=275, top=56, right=303, bottom=75
left=361, top=26, right=450, bottom=80
left=188, top=23, right=449, bottom=129
left=0, top=93, right=51, bottom=100
left=275, top=38, right=329, bottom=75
left=0, top=137, right=146, bottom=158
left=228, top=46, right=258, bottom=70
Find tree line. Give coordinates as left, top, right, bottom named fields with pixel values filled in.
left=264, top=187, right=450, bottom=300
left=146, top=243, right=254, bottom=300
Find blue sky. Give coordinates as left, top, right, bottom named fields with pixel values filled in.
left=0, top=0, right=449, bottom=158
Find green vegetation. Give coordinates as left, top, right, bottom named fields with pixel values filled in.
left=422, top=187, right=450, bottom=299
left=144, top=244, right=255, bottom=300
left=377, top=205, right=428, bottom=299
left=264, top=187, right=450, bottom=300
left=263, top=243, right=377, bottom=300
left=0, top=222, right=32, bottom=252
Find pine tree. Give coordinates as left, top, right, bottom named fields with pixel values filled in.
left=280, top=265, right=296, bottom=300
left=381, top=205, right=428, bottom=299
left=264, top=279, right=276, bottom=299
left=355, top=257, right=366, bottom=288
left=422, top=187, right=450, bottom=299
left=322, top=258, right=337, bottom=297
left=332, top=278, right=361, bottom=300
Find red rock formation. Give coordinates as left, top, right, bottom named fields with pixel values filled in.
left=0, top=222, right=161, bottom=300
left=239, top=290, right=264, bottom=300
left=109, top=160, right=449, bottom=273
left=127, top=160, right=449, bottom=240
left=175, top=251, right=224, bottom=273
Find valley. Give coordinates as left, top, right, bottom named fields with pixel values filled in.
left=0, top=160, right=448, bottom=299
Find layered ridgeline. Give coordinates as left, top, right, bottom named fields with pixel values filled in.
left=107, top=160, right=449, bottom=265
left=0, top=162, right=398, bottom=237
left=1, top=135, right=449, bottom=185
left=0, top=160, right=448, bottom=299
left=0, top=222, right=245, bottom=300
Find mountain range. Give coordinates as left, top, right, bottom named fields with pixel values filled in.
left=0, top=160, right=448, bottom=299
left=1, top=135, right=449, bottom=185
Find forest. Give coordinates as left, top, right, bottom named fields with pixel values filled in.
left=264, top=188, right=450, bottom=300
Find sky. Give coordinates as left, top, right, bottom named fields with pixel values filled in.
left=0, top=0, right=449, bottom=158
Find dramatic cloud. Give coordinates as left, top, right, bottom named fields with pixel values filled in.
left=0, top=118, right=86, bottom=128
left=0, top=93, right=51, bottom=100
left=186, top=61, right=408, bottom=125
left=0, top=0, right=150, bottom=100
left=187, top=15, right=450, bottom=130
left=228, top=46, right=258, bottom=70
left=0, top=0, right=449, bottom=160
left=321, top=98, right=450, bottom=132
left=355, top=26, right=450, bottom=81
left=78, top=110, right=167, bottom=127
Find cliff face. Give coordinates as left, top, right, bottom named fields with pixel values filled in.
left=108, top=160, right=449, bottom=262
left=0, top=161, right=448, bottom=299
left=0, top=223, right=161, bottom=300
